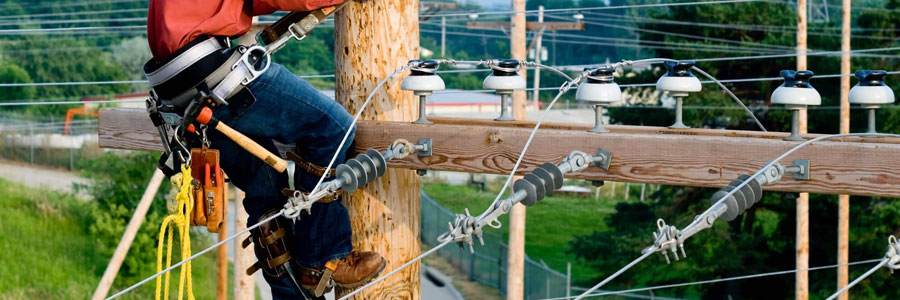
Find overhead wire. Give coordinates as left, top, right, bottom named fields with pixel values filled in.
left=575, top=11, right=900, bottom=40
left=420, top=29, right=782, bottom=55
left=421, top=21, right=786, bottom=54
left=825, top=259, right=890, bottom=300
left=575, top=132, right=900, bottom=300
left=0, top=7, right=147, bottom=20
left=542, top=14, right=794, bottom=51
left=419, top=0, right=772, bottom=18
left=542, top=258, right=883, bottom=300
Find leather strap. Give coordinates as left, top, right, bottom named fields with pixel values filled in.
left=259, top=11, right=311, bottom=45
left=267, top=252, right=292, bottom=269
left=286, top=151, right=335, bottom=177
left=259, top=227, right=287, bottom=246
left=314, top=261, right=337, bottom=297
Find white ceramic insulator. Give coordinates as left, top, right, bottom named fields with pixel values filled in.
left=483, top=73, right=526, bottom=92
left=656, top=76, right=702, bottom=94
left=576, top=82, right=622, bottom=104
left=849, top=85, right=895, bottom=105
left=771, top=86, right=822, bottom=106
left=401, top=74, right=446, bottom=93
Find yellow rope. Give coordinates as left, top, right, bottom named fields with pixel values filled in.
left=155, top=164, right=195, bottom=300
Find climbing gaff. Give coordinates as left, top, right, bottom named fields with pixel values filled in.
left=281, top=138, right=432, bottom=220
left=643, top=159, right=810, bottom=264
left=437, top=149, right=612, bottom=253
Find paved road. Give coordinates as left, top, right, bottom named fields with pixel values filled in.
left=0, top=159, right=91, bottom=198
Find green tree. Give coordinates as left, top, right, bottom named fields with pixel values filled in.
left=76, top=152, right=173, bottom=281
left=0, top=63, right=36, bottom=108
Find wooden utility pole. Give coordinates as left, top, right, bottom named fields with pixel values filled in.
left=796, top=0, right=810, bottom=299
left=217, top=184, right=229, bottom=300
left=507, top=1, right=527, bottom=300
left=334, top=0, right=421, bottom=298
left=531, top=5, right=545, bottom=111
left=233, top=188, right=255, bottom=300
left=837, top=0, right=852, bottom=299
left=441, top=16, right=446, bottom=57
left=91, top=169, right=165, bottom=300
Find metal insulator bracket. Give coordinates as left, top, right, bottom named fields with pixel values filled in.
left=886, top=235, right=900, bottom=271
left=595, top=149, right=612, bottom=170
left=789, top=159, right=811, bottom=181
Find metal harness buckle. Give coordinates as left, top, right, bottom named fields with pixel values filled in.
left=235, top=45, right=271, bottom=85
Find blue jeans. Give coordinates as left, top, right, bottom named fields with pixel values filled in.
left=208, top=63, right=354, bottom=297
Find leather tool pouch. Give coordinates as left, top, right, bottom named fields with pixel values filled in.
left=243, top=209, right=294, bottom=278
left=189, top=147, right=226, bottom=232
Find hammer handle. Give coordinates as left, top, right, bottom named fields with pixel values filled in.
left=214, top=121, right=287, bottom=173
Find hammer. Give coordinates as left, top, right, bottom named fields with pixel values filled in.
left=192, top=106, right=288, bottom=173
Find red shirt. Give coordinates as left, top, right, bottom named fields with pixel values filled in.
left=148, top=0, right=343, bottom=61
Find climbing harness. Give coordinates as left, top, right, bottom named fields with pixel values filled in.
left=155, top=164, right=196, bottom=300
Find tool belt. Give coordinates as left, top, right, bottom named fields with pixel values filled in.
left=189, top=147, right=226, bottom=233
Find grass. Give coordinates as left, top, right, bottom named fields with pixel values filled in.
left=423, top=179, right=634, bottom=285
left=0, top=179, right=231, bottom=300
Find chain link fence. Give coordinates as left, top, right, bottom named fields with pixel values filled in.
left=0, top=115, right=102, bottom=170
left=421, top=191, right=572, bottom=300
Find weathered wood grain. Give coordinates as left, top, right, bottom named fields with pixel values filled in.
left=333, top=0, right=421, bottom=299
left=352, top=120, right=900, bottom=198
left=98, top=108, right=900, bottom=198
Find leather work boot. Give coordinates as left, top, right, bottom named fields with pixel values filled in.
left=299, top=250, right=387, bottom=294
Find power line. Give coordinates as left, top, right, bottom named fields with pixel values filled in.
left=420, top=29, right=782, bottom=54
left=0, top=74, right=336, bottom=87
left=0, top=99, right=144, bottom=106
left=543, top=14, right=794, bottom=51
left=0, top=17, right=145, bottom=27
left=543, top=258, right=884, bottom=300
left=420, top=0, right=772, bottom=18
left=0, top=8, right=147, bottom=21
left=421, top=21, right=786, bottom=54
left=571, top=11, right=900, bottom=41
left=0, top=25, right=146, bottom=35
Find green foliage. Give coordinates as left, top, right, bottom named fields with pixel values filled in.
left=0, top=63, right=36, bottom=107
left=274, top=29, right=337, bottom=89
left=424, top=181, right=618, bottom=283
left=0, top=178, right=228, bottom=299
left=75, top=152, right=172, bottom=281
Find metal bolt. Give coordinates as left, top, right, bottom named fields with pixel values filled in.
left=416, top=169, right=427, bottom=176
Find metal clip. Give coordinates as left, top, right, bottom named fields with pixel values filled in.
left=647, top=219, right=683, bottom=264
left=233, top=45, right=271, bottom=86
left=437, top=209, right=481, bottom=253
left=886, top=235, right=900, bottom=272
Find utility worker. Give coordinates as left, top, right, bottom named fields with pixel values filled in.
left=144, top=0, right=385, bottom=298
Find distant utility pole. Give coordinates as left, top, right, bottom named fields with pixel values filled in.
left=531, top=5, right=544, bottom=111
left=837, top=0, right=852, bottom=299
left=796, top=0, right=810, bottom=299
left=441, top=16, right=446, bottom=56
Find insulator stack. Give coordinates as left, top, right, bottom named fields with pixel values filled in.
left=710, top=174, right=764, bottom=222
left=335, top=149, right=389, bottom=193
left=513, top=163, right=566, bottom=206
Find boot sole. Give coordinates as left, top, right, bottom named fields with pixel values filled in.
left=335, top=257, right=387, bottom=289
